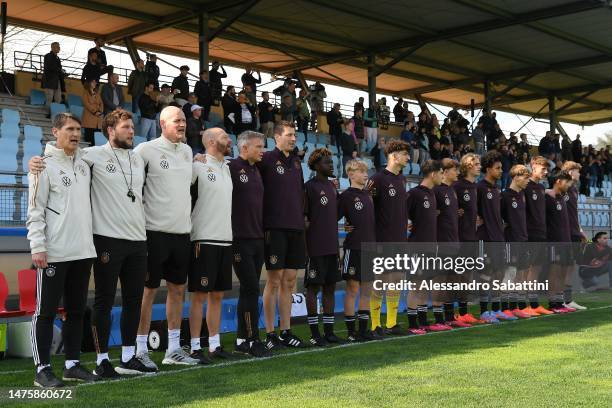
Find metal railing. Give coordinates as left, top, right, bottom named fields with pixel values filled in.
left=0, top=185, right=28, bottom=226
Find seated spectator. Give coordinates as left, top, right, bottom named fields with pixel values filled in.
left=82, top=79, right=103, bottom=146
left=88, top=37, right=113, bottom=79
left=186, top=105, right=206, bottom=154
left=183, top=93, right=198, bottom=120
left=145, top=54, right=160, bottom=90
left=222, top=86, right=239, bottom=134
left=81, top=49, right=101, bottom=85
left=127, top=59, right=146, bottom=113
left=101, top=73, right=125, bottom=114
left=579, top=232, right=611, bottom=290
left=172, top=65, right=190, bottom=106
left=138, top=81, right=160, bottom=141
left=157, top=84, right=174, bottom=109
left=231, top=91, right=256, bottom=135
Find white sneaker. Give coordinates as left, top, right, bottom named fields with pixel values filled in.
left=162, top=348, right=199, bottom=366
left=564, top=301, right=587, bottom=310
left=135, top=352, right=158, bottom=371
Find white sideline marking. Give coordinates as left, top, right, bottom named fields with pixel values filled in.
left=77, top=304, right=612, bottom=388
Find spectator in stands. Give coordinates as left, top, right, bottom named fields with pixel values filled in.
left=561, top=135, right=572, bottom=161
left=209, top=61, right=227, bottom=105
left=296, top=89, right=311, bottom=143
left=417, top=126, right=430, bottom=165
left=186, top=105, right=206, bottom=154
left=241, top=66, right=262, bottom=94
left=157, top=84, right=174, bottom=109
left=138, top=82, right=160, bottom=141
left=579, top=231, right=611, bottom=290
left=393, top=98, right=406, bottom=123
left=232, top=91, right=257, bottom=135
left=377, top=97, right=390, bottom=130
left=538, top=131, right=554, bottom=158
left=327, top=103, right=343, bottom=148
left=552, top=133, right=562, bottom=158
left=400, top=121, right=415, bottom=157
left=145, top=54, right=160, bottom=90
left=364, top=104, right=378, bottom=152
left=172, top=65, right=190, bottom=106
left=88, top=37, right=113, bottom=79
left=405, top=103, right=413, bottom=123
left=81, top=79, right=103, bottom=146
left=81, top=49, right=102, bottom=86
left=193, top=71, right=212, bottom=121
left=517, top=133, right=530, bottom=159
left=500, top=144, right=515, bottom=189
left=572, top=134, right=582, bottom=162
left=370, top=137, right=387, bottom=171
left=352, top=108, right=365, bottom=154
left=339, top=120, right=358, bottom=177
left=430, top=140, right=443, bottom=160
left=282, top=81, right=297, bottom=117
left=222, top=85, right=238, bottom=134
left=308, top=81, right=326, bottom=131
left=42, top=42, right=64, bottom=114
left=182, top=93, right=198, bottom=120
left=448, top=105, right=460, bottom=122
left=472, top=120, right=485, bottom=156
left=280, top=94, right=294, bottom=123
left=127, top=59, right=146, bottom=113
left=579, top=156, right=591, bottom=196
left=258, top=91, right=276, bottom=140
left=354, top=97, right=364, bottom=115
left=518, top=151, right=530, bottom=166
left=101, top=73, right=125, bottom=114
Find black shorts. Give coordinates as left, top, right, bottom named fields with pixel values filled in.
left=479, top=241, right=505, bottom=271
left=342, top=248, right=364, bottom=282
left=305, top=254, right=340, bottom=286
left=145, top=230, right=191, bottom=288
left=189, top=242, right=233, bottom=292
left=548, top=243, right=574, bottom=266
left=264, top=229, right=306, bottom=270
left=527, top=236, right=547, bottom=266
left=504, top=242, right=530, bottom=269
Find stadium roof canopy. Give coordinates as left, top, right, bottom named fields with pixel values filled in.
left=7, top=0, right=612, bottom=126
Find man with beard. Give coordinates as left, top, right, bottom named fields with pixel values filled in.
left=188, top=128, right=235, bottom=363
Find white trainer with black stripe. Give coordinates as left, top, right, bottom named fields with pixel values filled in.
left=162, top=348, right=199, bottom=365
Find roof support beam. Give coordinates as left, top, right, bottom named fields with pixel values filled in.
left=47, top=0, right=159, bottom=23
left=208, top=0, right=260, bottom=41
left=373, top=44, right=423, bottom=76
left=556, top=91, right=599, bottom=114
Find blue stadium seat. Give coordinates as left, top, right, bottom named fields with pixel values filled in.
left=301, top=163, right=311, bottom=180
left=133, top=136, right=145, bottom=147
left=228, top=133, right=237, bottom=146
left=327, top=144, right=338, bottom=155
left=296, top=132, right=305, bottom=143
left=1, top=108, right=20, bottom=125
left=23, top=141, right=43, bottom=166
left=69, top=105, right=84, bottom=121
left=266, top=138, right=275, bottom=149
left=50, top=103, right=67, bottom=119
left=94, top=132, right=106, bottom=146
left=67, top=94, right=83, bottom=107
left=29, top=89, right=46, bottom=106
left=0, top=122, right=19, bottom=139
left=339, top=178, right=350, bottom=190
left=232, top=145, right=239, bottom=158
left=0, top=141, right=18, bottom=172
left=122, top=102, right=133, bottom=112
left=208, top=111, right=222, bottom=126
left=23, top=125, right=43, bottom=142
left=132, top=112, right=141, bottom=126
left=411, top=163, right=420, bottom=175
left=402, top=164, right=411, bottom=175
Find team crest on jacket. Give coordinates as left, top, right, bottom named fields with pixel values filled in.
left=76, top=164, right=87, bottom=176
left=269, top=255, right=278, bottom=265
left=354, top=200, right=363, bottom=210
left=46, top=265, right=56, bottom=277
left=320, top=195, right=329, bottom=205
left=100, top=251, right=110, bottom=264
left=512, top=201, right=518, bottom=209
left=556, top=203, right=562, bottom=211
left=106, top=161, right=116, bottom=173
left=276, top=165, right=285, bottom=175
left=348, top=267, right=356, bottom=276
left=532, top=193, right=538, bottom=200
left=201, top=277, right=208, bottom=287
left=61, top=176, right=71, bottom=187
left=388, top=184, right=396, bottom=197
left=463, top=193, right=470, bottom=201
left=424, top=200, right=430, bottom=208
left=444, top=196, right=450, bottom=206
left=308, top=269, right=317, bottom=279
left=564, top=194, right=569, bottom=202
left=486, top=192, right=493, bottom=199
left=240, top=174, right=248, bottom=183
left=208, top=173, right=216, bottom=182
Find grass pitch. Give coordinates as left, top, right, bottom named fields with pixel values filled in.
left=2, top=291, right=612, bottom=407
